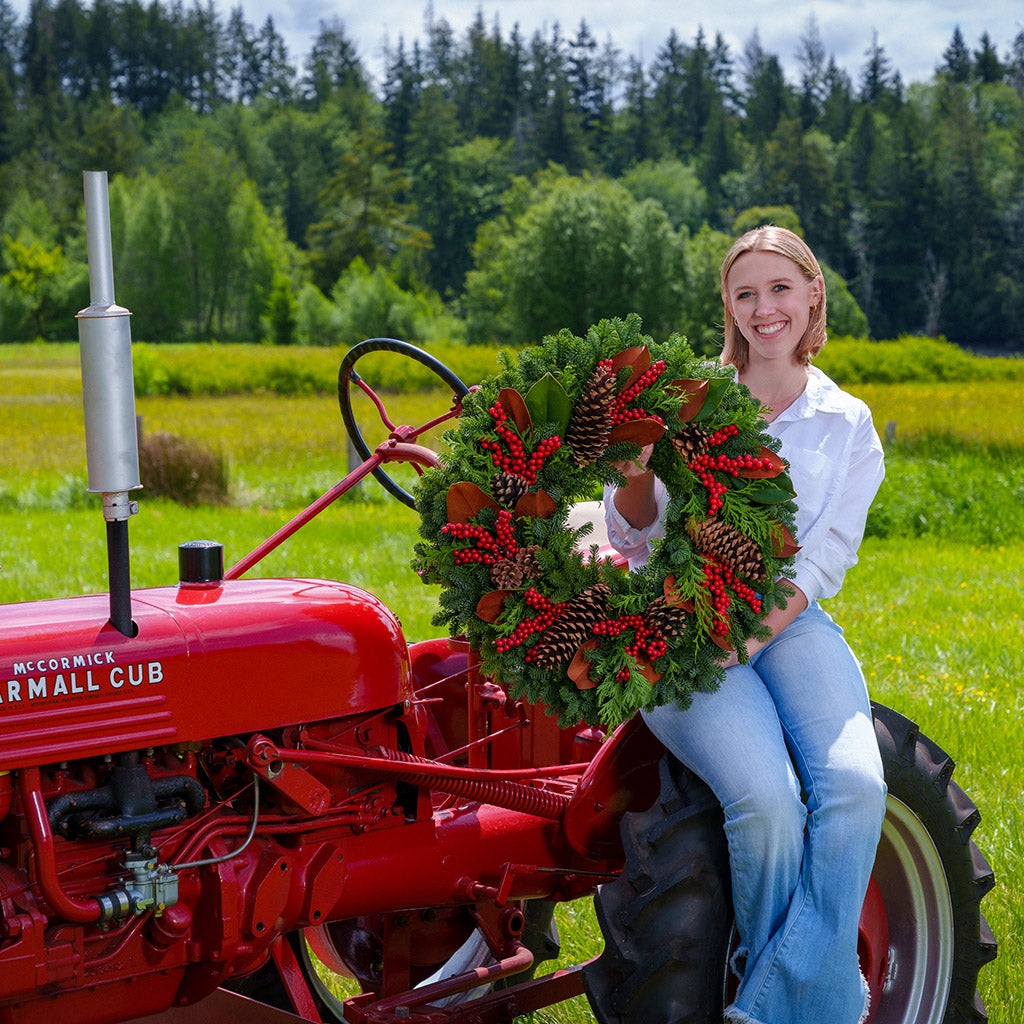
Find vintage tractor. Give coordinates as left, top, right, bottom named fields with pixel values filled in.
left=0, top=175, right=995, bottom=1024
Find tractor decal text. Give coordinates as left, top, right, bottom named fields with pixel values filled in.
left=0, top=659, right=165, bottom=706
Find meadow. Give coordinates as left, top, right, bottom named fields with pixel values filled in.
left=0, top=340, right=1021, bottom=1020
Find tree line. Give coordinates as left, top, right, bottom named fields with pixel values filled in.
left=0, top=0, right=1022, bottom=352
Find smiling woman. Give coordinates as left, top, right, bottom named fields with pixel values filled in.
left=605, top=224, right=888, bottom=1024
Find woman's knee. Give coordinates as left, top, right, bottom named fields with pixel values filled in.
left=725, top=770, right=806, bottom=850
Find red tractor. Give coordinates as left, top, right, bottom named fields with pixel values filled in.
left=0, top=177, right=995, bottom=1024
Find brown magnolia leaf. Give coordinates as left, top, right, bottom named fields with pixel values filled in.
left=568, top=639, right=601, bottom=690
left=770, top=522, right=801, bottom=558
left=710, top=630, right=733, bottom=653
left=498, top=387, right=532, bottom=436
left=739, top=446, right=787, bottom=479
left=708, top=618, right=734, bottom=653
left=514, top=489, right=557, bottom=520
left=476, top=589, right=513, bottom=623
left=634, top=653, right=662, bottom=686
left=610, top=345, right=651, bottom=392
left=446, top=481, right=499, bottom=524
left=607, top=418, right=667, bottom=446
left=667, top=378, right=710, bottom=423
left=663, top=574, right=696, bottom=611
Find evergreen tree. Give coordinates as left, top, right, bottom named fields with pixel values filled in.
left=973, top=33, right=1003, bottom=85
left=301, top=17, right=365, bottom=107
left=796, top=14, right=826, bottom=128
left=938, top=26, right=971, bottom=83
left=742, top=32, right=789, bottom=144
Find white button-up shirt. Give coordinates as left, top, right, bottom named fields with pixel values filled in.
left=603, top=366, right=885, bottom=605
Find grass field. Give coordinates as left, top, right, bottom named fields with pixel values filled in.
left=1, top=344, right=1021, bottom=1020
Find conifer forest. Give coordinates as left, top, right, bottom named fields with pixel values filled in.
left=1, top=0, right=1022, bottom=353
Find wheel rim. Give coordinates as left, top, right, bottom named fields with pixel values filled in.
left=869, top=793, right=954, bottom=1024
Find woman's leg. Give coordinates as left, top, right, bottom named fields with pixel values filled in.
left=729, top=604, right=887, bottom=1024
left=642, top=663, right=807, bottom=991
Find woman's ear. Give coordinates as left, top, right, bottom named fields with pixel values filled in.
left=810, top=274, right=824, bottom=308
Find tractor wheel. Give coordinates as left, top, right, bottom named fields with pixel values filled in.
left=583, top=702, right=996, bottom=1024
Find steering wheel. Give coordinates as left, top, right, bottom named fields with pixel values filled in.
left=338, top=338, right=470, bottom=508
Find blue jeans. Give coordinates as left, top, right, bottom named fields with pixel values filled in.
left=643, top=603, right=886, bottom=1024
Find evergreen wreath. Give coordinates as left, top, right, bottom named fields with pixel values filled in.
left=414, top=315, right=800, bottom=727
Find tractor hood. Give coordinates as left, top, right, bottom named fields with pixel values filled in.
left=0, top=578, right=412, bottom=769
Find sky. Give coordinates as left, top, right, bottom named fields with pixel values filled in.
left=5, top=0, right=1021, bottom=89
left=256, top=0, right=1022, bottom=89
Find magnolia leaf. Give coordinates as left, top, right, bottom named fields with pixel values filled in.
left=739, top=446, right=787, bottom=479
left=770, top=522, right=801, bottom=558
left=524, top=373, right=572, bottom=438
left=608, top=418, right=667, bottom=446
left=446, top=481, right=499, bottom=524
left=476, top=589, right=513, bottom=623
left=498, top=387, right=532, bottom=437
left=515, top=489, right=557, bottom=520
left=663, top=574, right=696, bottom=610
left=745, top=477, right=797, bottom=504
left=568, top=639, right=601, bottom=690
left=690, top=377, right=732, bottom=422
left=635, top=653, right=662, bottom=686
left=710, top=628, right=733, bottom=653
left=667, top=378, right=709, bottom=423
left=610, top=345, right=651, bottom=391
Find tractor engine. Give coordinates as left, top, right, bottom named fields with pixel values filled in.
left=0, top=563, right=420, bottom=1022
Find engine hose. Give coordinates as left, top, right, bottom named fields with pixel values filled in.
left=19, top=766, right=102, bottom=924
left=377, top=748, right=569, bottom=820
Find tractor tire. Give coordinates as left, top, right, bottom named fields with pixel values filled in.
left=583, top=702, right=996, bottom=1024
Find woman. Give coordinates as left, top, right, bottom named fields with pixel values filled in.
left=604, top=226, right=887, bottom=1023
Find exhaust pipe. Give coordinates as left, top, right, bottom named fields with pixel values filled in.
left=76, top=171, right=141, bottom=638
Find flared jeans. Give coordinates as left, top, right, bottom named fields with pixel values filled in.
left=643, top=603, right=887, bottom=1024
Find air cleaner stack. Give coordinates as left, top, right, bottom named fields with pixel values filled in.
left=76, top=170, right=141, bottom=637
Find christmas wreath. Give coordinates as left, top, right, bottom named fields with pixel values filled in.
left=413, top=315, right=800, bottom=727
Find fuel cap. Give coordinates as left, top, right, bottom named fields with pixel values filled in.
left=178, top=540, right=224, bottom=584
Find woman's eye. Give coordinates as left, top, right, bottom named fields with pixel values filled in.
left=773, top=283, right=790, bottom=292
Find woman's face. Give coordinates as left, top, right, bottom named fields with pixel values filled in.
left=725, top=250, right=822, bottom=368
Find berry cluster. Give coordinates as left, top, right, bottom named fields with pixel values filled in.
left=700, top=557, right=762, bottom=635
left=480, top=399, right=562, bottom=484
left=593, top=613, right=669, bottom=682
left=689, top=424, right=773, bottom=514
left=502, top=588, right=566, bottom=656
left=597, top=357, right=668, bottom=426
left=442, top=509, right=518, bottom=565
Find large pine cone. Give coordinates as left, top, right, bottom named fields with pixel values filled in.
left=565, top=366, right=617, bottom=467
left=530, top=582, right=611, bottom=669
left=689, top=517, right=767, bottom=581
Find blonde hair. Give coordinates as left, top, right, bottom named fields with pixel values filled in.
left=719, top=225, right=827, bottom=371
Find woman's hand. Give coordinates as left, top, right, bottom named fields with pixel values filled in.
left=612, top=444, right=657, bottom=528
left=613, top=443, right=654, bottom=479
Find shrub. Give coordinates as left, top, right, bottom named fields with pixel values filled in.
left=139, top=432, right=229, bottom=505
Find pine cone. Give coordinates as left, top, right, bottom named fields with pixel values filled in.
left=491, top=471, right=528, bottom=507
left=645, top=595, right=688, bottom=638
left=514, top=545, right=542, bottom=580
left=530, top=583, right=611, bottom=669
left=491, top=559, right=524, bottom=589
left=565, top=366, right=617, bottom=467
left=672, top=425, right=711, bottom=462
left=689, top=517, right=767, bottom=581
left=490, top=545, right=542, bottom=589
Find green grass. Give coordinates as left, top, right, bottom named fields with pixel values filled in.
left=1, top=346, right=1020, bottom=1020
